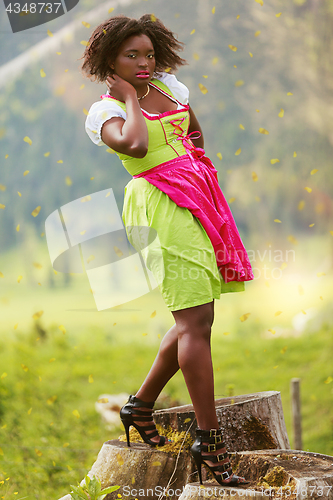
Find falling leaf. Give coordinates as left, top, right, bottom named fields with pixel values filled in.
left=17, top=275, right=23, bottom=283
left=298, top=285, right=304, bottom=295
left=24, top=136, right=32, bottom=145
left=80, top=41, right=89, bottom=46
left=240, top=313, right=250, bottom=322
left=82, top=21, right=90, bottom=28
left=150, top=13, right=156, bottom=22
left=21, top=364, right=29, bottom=372
left=40, top=69, right=46, bottom=78
left=198, top=83, right=208, bottom=94
left=217, top=152, right=222, bottom=160
left=252, top=172, right=258, bottom=181
left=278, top=109, right=284, bottom=117
left=254, top=31, right=261, bottom=37
left=190, top=29, right=195, bottom=35
left=88, top=375, right=94, bottom=383
left=259, top=128, right=269, bottom=134
left=235, top=148, right=241, bottom=155
left=274, top=311, right=282, bottom=316
left=117, top=454, right=124, bottom=466
left=304, top=187, right=312, bottom=193
left=228, top=45, right=237, bottom=52
left=32, top=310, right=43, bottom=319
left=235, top=80, right=244, bottom=87
left=72, top=409, right=80, bottom=418
left=23, top=170, right=29, bottom=176
left=268, top=329, right=276, bottom=335
left=31, top=206, right=41, bottom=217
left=298, top=200, right=305, bottom=210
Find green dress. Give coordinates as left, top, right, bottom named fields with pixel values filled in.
left=85, top=75, right=245, bottom=311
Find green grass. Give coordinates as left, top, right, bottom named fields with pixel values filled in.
left=0, top=234, right=332, bottom=499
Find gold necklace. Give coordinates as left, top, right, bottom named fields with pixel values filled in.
left=138, top=85, right=150, bottom=101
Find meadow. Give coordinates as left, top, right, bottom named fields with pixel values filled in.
left=0, top=233, right=332, bottom=499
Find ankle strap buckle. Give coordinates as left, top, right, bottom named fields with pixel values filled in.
left=209, top=429, right=218, bottom=437
left=208, top=443, right=216, bottom=452
left=215, top=435, right=222, bottom=444
left=222, top=470, right=231, bottom=480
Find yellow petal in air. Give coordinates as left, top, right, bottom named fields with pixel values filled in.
left=47, top=29, right=53, bottom=37
left=217, top=152, right=222, bottom=160
left=32, top=310, right=44, bottom=319
left=108, top=7, right=114, bottom=13
left=80, top=41, right=89, bottom=46
left=324, top=376, right=333, bottom=384
left=223, top=332, right=231, bottom=336
left=298, top=285, right=304, bottom=295
left=212, top=7, right=216, bottom=14
left=17, top=275, right=23, bottom=283
left=228, top=197, right=235, bottom=203
left=87, top=255, right=95, bottom=264
left=31, top=206, right=41, bottom=217
left=249, top=52, right=253, bottom=57
left=114, top=247, right=123, bottom=258
left=304, top=187, right=312, bottom=193
left=40, top=69, right=46, bottom=78
left=240, top=313, right=250, bottom=322
left=298, top=200, right=305, bottom=210
left=252, top=172, right=258, bottom=182
left=212, top=57, right=219, bottom=65
left=275, top=311, right=282, bottom=316
left=255, top=0, right=264, bottom=4
left=274, top=219, right=281, bottom=223
left=82, top=21, right=90, bottom=28
left=0, top=204, right=5, bottom=210
left=310, top=169, right=318, bottom=175
left=330, top=231, right=333, bottom=236
left=288, top=235, right=298, bottom=245
left=268, top=329, right=275, bottom=334
left=150, top=14, right=156, bottom=22
left=88, top=374, right=94, bottom=383
left=193, top=53, right=199, bottom=60
left=117, top=454, right=124, bottom=465
left=44, top=152, right=50, bottom=157
left=81, top=195, right=91, bottom=202
left=239, top=124, right=245, bottom=130
left=152, top=461, right=161, bottom=466
left=228, top=45, right=237, bottom=52
left=23, top=170, right=29, bottom=176
left=72, top=409, right=80, bottom=418
left=293, top=151, right=297, bottom=156
left=309, top=223, right=315, bottom=227
left=35, top=448, right=43, bottom=456
left=259, top=128, right=269, bottom=134
left=270, top=159, right=280, bottom=164
left=57, top=160, right=63, bottom=164
left=288, top=92, right=293, bottom=96
left=21, top=364, right=29, bottom=372
left=255, top=31, right=261, bottom=37
left=18, top=192, right=21, bottom=197
left=59, top=325, right=66, bottom=334
left=24, top=136, right=32, bottom=145
left=235, top=148, right=241, bottom=155
left=198, top=83, right=208, bottom=94
left=235, top=80, right=244, bottom=87
left=98, top=397, right=109, bottom=403
left=0, top=272, right=3, bottom=278
left=184, top=417, right=192, bottom=423
left=190, top=29, right=195, bottom=35
left=106, top=148, right=115, bottom=154
left=276, top=12, right=282, bottom=17
left=33, top=262, right=42, bottom=269
left=278, top=109, right=284, bottom=117
left=65, top=176, right=72, bottom=186
left=317, top=272, right=326, bottom=277
left=280, top=263, right=287, bottom=271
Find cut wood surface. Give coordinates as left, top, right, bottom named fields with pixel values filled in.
left=154, top=391, right=290, bottom=451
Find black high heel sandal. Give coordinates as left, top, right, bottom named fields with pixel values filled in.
left=191, top=428, right=249, bottom=486
left=120, top=395, right=168, bottom=447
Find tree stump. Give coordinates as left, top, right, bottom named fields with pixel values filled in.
left=154, top=391, right=290, bottom=451
left=58, top=392, right=290, bottom=500
left=179, top=450, right=333, bottom=500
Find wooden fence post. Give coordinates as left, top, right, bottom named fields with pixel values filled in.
left=291, top=377, right=302, bottom=450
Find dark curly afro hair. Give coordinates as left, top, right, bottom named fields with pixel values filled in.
left=80, top=14, right=187, bottom=83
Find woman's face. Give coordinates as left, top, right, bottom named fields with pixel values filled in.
left=111, top=34, right=156, bottom=87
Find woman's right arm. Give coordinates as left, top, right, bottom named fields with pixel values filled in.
left=101, top=74, right=148, bottom=158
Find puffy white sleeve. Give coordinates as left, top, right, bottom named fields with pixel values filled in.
left=85, top=99, right=126, bottom=146
left=155, top=72, right=189, bottom=105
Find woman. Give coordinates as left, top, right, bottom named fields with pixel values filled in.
left=82, top=14, right=254, bottom=486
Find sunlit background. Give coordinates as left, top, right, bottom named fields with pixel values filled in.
left=0, top=0, right=332, bottom=498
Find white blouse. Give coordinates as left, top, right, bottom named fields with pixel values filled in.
left=85, top=72, right=189, bottom=147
